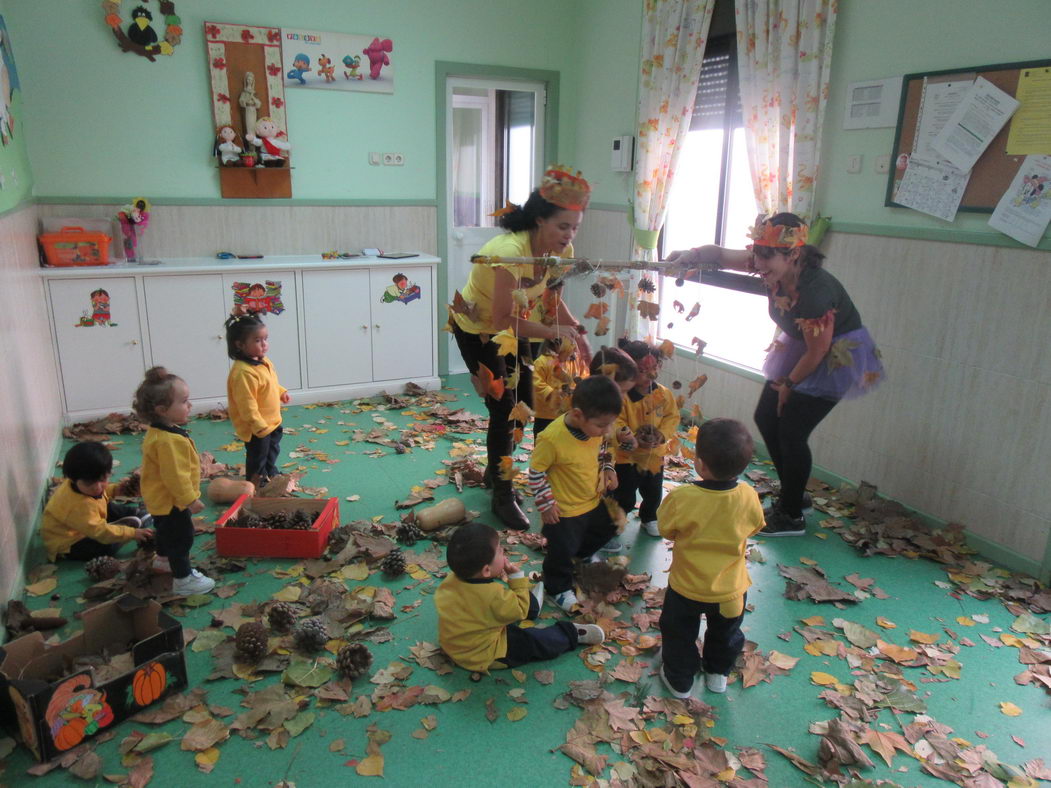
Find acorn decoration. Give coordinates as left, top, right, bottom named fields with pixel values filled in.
left=638, top=277, right=656, bottom=294
left=267, top=601, right=298, bottom=633
left=395, top=521, right=422, bottom=546
left=381, top=548, right=407, bottom=577
left=85, top=555, right=121, bottom=582
left=336, top=643, right=373, bottom=679
left=590, top=282, right=607, bottom=298
left=235, top=621, right=269, bottom=662
left=292, top=618, right=329, bottom=652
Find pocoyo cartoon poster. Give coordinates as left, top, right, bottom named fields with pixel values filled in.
left=280, top=28, right=393, bottom=93
left=232, top=281, right=285, bottom=315
left=380, top=272, right=420, bottom=304
left=76, top=288, right=116, bottom=327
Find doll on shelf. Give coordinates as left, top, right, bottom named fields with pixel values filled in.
left=214, top=125, right=243, bottom=166
left=245, top=117, right=291, bottom=167
left=117, top=198, right=150, bottom=262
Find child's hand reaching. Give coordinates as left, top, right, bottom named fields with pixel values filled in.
left=539, top=501, right=561, bottom=525
left=602, top=468, right=619, bottom=492
left=188, top=499, right=205, bottom=515
left=280, top=392, right=291, bottom=404
left=617, top=426, right=637, bottom=451
left=502, top=556, right=519, bottom=577
left=133, top=528, right=154, bottom=544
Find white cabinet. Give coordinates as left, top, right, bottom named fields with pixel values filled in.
left=43, top=257, right=439, bottom=421
left=221, top=271, right=301, bottom=390
left=47, top=277, right=146, bottom=414
left=143, top=275, right=229, bottom=399
left=302, top=267, right=434, bottom=387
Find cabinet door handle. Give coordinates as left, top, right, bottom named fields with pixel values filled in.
left=373, top=324, right=380, bottom=330
left=360, top=324, right=368, bottom=331
left=215, top=334, right=223, bottom=340
left=130, top=339, right=139, bottom=345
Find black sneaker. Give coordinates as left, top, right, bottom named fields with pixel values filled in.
left=760, top=508, right=806, bottom=537
left=763, top=492, right=812, bottom=513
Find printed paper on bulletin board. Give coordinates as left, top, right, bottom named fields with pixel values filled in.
left=886, top=59, right=1051, bottom=213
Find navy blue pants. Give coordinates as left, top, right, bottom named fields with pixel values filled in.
left=499, top=594, right=578, bottom=667
left=154, top=506, right=195, bottom=578
left=541, top=503, right=618, bottom=595
left=613, top=464, right=664, bottom=523
left=245, top=424, right=283, bottom=481
left=659, top=586, right=746, bottom=691
left=65, top=501, right=139, bottom=561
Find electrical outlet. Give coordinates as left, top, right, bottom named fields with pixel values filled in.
left=874, top=154, right=890, bottom=174
left=368, top=152, right=381, bottom=166
left=381, top=153, right=395, bottom=166
left=392, top=153, right=405, bottom=166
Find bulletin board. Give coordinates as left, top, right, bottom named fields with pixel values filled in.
left=885, top=58, right=1051, bottom=213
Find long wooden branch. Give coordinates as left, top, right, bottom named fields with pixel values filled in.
left=469, top=254, right=707, bottom=277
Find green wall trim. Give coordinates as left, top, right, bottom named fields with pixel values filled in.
left=751, top=441, right=1048, bottom=583
left=434, top=61, right=562, bottom=375
left=0, top=197, right=35, bottom=220
left=673, top=346, right=765, bottom=384
left=830, top=221, right=1051, bottom=252
left=589, top=202, right=630, bottom=213
left=34, top=196, right=439, bottom=208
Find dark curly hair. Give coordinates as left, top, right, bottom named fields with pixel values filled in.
left=132, top=366, right=182, bottom=421
left=496, top=189, right=571, bottom=233
left=754, top=212, right=825, bottom=270
left=224, top=311, right=266, bottom=361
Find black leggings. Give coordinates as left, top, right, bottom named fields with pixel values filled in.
left=753, top=383, right=837, bottom=518
left=452, top=325, right=533, bottom=488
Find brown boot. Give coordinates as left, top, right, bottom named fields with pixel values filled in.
left=491, top=488, right=530, bottom=531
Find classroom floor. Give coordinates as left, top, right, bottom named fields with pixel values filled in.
left=5, top=374, right=1050, bottom=787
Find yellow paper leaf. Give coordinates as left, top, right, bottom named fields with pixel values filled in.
left=492, top=330, right=519, bottom=357
left=1000, top=702, right=1023, bottom=716
left=506, top=707, right=528, bottom=722
left=908, top=630, right=939, bottom=644
left=801, top=615, right=825, bottom=626
left=810, top=671, right=838, bottom=686
left=956, top=616, right=976, bottom=627
left=356, top=754, right=385, bottom=776
left=195, top=747, right=221, bottom=770
left=671, top=714, right=694, bottom=725
left=1000, top=633, right=1027, bottom=648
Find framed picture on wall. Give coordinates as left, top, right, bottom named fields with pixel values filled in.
left=281, top=29, right=394, bottom=93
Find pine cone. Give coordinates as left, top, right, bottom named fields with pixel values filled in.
left=327, top=524, right=354, bottom=554
left=638, top=277, right=656, bottom=294
left=235, top=621, right=269, bottom=662
left=395, top=521, right=422, bottom=546
left=336, top=643, right=373, bottom=679
left=292, top=618, right=330, bottom=652
left=267, top=601, right=298, bottom=633
left=85, top=555, right=121, bottom=582
left=590, top=282, right=607, bottom=298
left=381, top=548, right=407, bottom=577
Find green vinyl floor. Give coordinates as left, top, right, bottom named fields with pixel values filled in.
left=3, top=374, right=1050, bottom=787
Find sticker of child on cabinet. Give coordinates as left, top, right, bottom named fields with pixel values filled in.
left=77, top=288, right=116, bottom=327
left=231, top=281, right=285, bottom=315
left=380, top=272, right=420, bottom=304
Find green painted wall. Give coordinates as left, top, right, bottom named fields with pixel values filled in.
left=0, top=2, right=33, bottom=213
left=4, top=0, right=586, bottom=201
left=817, top=0, right=1051, bottom=242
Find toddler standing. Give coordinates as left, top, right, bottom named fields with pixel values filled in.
left=133, top=367, right=215, bottom=595
left=656, top=419, right=764, bottom=697
left=613, top=339, right=680, bottom=538
left=225, top=312, right=289, bottom=488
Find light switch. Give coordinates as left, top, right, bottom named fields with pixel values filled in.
left=847, top=154, right=862, bottom=174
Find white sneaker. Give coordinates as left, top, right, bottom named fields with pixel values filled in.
left=587, top=552, right=605, bottom=564
left=599, top=537, right=622, bottom=552
left=660, top=666, right=692, bottom=699
left=530, top=582, right=544, bottom=610
left=574, top=623, right=605, bottom=645
left=172, top=569, right=216, bottom=595
left=113, top=516, right=142, bottom=528
left=642, top=520, right=660, bottom=537
left=553, top=589, right=579, bottom=613
left=705, top=673, right=728, bottom=693
left=139, top=514, right=154, bottom=530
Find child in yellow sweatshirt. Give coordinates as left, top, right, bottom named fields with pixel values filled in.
left=133, top=366, right=215, bottom=596
left=434, top=523, right=603, bottom=672
left=42, top=442, right=152, bottom=561
left=225, top=311, right=289, bottom=488
left=532, top=338, right=589, bottom=438
left=613, top=339, right=680, bottom=538
left=657, top=419, right=764, bottom=698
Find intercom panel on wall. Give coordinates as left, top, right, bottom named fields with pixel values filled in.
left=611, top=135, right=634, bottom=172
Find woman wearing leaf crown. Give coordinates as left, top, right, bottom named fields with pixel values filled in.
left=668, top=213, right=883, bottom=537
left=449, top=166, right=593, bottom=531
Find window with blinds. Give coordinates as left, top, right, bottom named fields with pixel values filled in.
left=689, top=36, right=741, bottom=132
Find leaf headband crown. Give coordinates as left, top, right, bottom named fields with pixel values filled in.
left=538, top=165, right=591, bottom=211
left=747, top=217, right=808, bottom=248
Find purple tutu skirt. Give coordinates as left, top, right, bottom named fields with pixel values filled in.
left=762, top=326, right=884, bottom=401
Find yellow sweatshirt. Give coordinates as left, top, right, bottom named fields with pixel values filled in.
left=658, top=481, right=764, bottom=605
left=227, top=357, right=286, bottom=441
left=140, top=424, right=201, bottom=515
left=434, top=573, right=532, bottom=671
left=532, top=353, right=588, bottom=420
left=529, top=414, right=603, bottom=517
left=42, top=480, right=136, bottom=561
left=451, top=231, right=573, bottom=335
left=614, top=383, right=680, bottom=473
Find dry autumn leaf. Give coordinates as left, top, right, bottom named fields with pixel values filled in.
left=584, top=302, right=609, bottom=319
left=687, top=375, right=708, bottom=396
left=810, top=671, right=838, bottom=686
left=637, top=300, right=660, bottom=320
left=473, top=363, right=505, bottom=400
left=1000, top=701, right=1023, bottom=716
left=492, top=330, right=519, bottom=357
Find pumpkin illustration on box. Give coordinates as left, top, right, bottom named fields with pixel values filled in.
left=130, top=661, right=167, bottom=707
left=45, top=674, right=114, bottom=751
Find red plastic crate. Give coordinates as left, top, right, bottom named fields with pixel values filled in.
left=215, top=495, right=339, bottom=558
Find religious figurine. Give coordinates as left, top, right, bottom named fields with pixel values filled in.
left=214, top=124, right=243, bottom=166
left=238, top=71, right=262, bottom=139
left=245, top=117, right=291, bottom=167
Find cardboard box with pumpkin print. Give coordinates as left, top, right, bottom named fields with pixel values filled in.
left=0, top=594, right=187, bottom=762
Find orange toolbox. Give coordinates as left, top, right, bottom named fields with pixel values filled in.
left=39, top=226, right=112, bottom=267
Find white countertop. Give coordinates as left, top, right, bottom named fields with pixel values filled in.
left=40, top=253, right=440, bottom=277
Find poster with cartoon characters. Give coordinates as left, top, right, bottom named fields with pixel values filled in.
left=232, top=280, right=285, bottom=315
left=75, top=288, right=117, bottom=327
left=0, top=14, right=32, bottom=214
left=988, top=154, right=1051, bottom=247
left=379, top=272, right=420, bottom=304
left=280, top=28, right=393, bottom=93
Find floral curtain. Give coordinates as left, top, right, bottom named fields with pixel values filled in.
left=735, top=0, right=838, bottom=220
left=630, top=0, right=714, bottom=338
